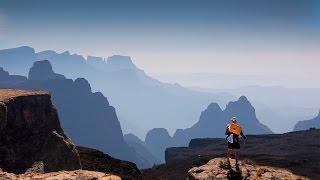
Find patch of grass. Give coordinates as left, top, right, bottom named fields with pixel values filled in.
left=219, top=160, right=229, bottom=169
left=256, top=167, right=269, bottom=177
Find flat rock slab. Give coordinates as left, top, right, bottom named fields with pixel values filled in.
left=188, top=158, right=307, bottom=180
left=0, top=89, right=48, bottom=102
left=0, top=170, right=121, bottom=180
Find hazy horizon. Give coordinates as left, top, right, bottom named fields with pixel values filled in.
left=1, top=0, right=320, bottom=88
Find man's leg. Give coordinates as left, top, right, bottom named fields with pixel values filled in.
left=226, top=148, right=231, bottom=162
left=235, top=149, right=239, bottom=164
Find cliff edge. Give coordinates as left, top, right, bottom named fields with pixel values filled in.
left=0, top=89, right=81, bottom=174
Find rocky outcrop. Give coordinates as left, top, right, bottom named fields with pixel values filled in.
left=0, top=169, right=120, bottom=180
left=28, top=60, right=66, bottom=80
left=294, top=110, right=320, bottom=131
left=188, top=158, right=306, bottom=180
left=0, top=89, right=81, bottom=174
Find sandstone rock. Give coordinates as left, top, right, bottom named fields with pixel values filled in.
left=0, top=170, right=120, bottom=180
left=0, top=89, right=81, bottom=174
left=188, top=158, right=307, bottom=180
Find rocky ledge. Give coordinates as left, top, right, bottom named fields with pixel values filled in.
left=0, top=169, right=120, bottom=180
left=188, top=158, right=307, bottom=180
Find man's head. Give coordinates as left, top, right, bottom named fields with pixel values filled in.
left=231, top=117, right=237, bottom=123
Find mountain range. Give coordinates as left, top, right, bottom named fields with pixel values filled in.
left=0, top=46, right=233, bottom=138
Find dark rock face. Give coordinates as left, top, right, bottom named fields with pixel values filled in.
left=77, top=146, right=155, bottom=180
left=28, top=60, right=66, bottom=80
left=145, top=128, right=174, bottom=162
left=294, top=110, right=320, bottom=131
left=0, top=89, right=81, bottom=174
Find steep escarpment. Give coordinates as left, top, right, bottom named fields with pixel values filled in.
left=0, top=89, right=81, bottom=174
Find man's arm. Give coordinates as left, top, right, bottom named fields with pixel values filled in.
left=240, top=130, right=246, bottom=139
left=225, top=125, right=230, bottom=135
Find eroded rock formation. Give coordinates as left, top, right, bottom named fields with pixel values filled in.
left=0, top=89, right=81, bottom=174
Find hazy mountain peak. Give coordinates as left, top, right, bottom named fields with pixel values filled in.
left=74, top=78, right=91, bottom=93
left=0, top=46, right=35, bottom=54
left=0, top=67, right=9, bottom=77
left=207, top=103, right=222, bottom=112
left=238, top=95, right=248, bottom=102
left=61, top=51, right=70, bottom=55
left=28, top=60, right=66, bottom=80
left=106, top=55, right=136, bottom=70
left=87, top=56, right=105, bottom=62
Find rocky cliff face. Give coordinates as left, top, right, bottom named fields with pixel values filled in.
left=294, top=110, right=320, bottom=131
left=188, top=158, right=306, bottom=180
left=0, top=89, right=81, bottom=174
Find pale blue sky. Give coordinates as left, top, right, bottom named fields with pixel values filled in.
left=0, top=0, right=319, bottom=87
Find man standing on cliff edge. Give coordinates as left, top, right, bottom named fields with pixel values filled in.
left=225, top=117, right=246, bottom=165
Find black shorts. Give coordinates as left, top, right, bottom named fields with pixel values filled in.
left=228, top=142, right=240, bottom=149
